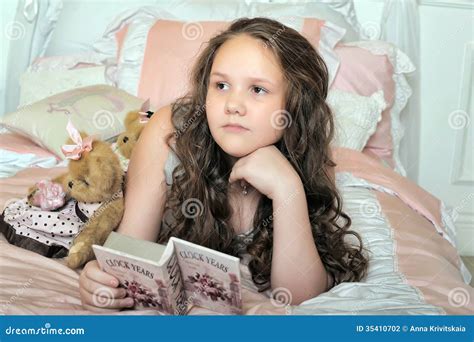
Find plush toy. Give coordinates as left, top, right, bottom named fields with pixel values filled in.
left=0, top=121, right=125, bottom=268
left=116, top=99, right=154, bottom=159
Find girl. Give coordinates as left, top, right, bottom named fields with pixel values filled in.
left=78, top=17, right=368, bottom=312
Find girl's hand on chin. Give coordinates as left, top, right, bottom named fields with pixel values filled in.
left=228, top=145, right=302, bottom=200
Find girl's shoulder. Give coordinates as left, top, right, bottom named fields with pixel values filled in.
left=145, top=103, right=177, bottom=154
left=153, top=101, right=192, bottom=147
left=149, top=104, right=174, bottom=139
left=151, top=103, right=181, bottom=185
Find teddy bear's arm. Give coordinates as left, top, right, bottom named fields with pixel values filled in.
left=67, top=197, right=125, bottom=269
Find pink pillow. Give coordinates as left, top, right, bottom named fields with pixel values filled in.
left=139, top=20, right=230, bottom=110
left=331, top=44, right=396, bottom=167
left=138, top=19, right=325, bottom=110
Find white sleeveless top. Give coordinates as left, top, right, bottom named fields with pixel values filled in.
left=162, top=148, right=259, bottom=257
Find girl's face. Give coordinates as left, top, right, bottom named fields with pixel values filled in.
left=206, top=34, right=287, bottom=158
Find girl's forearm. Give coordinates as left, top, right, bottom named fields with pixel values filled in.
left=270, top=179, right=328, bottom=305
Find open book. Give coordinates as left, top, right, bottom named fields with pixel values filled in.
left=92, top=232, right=242, bottom=315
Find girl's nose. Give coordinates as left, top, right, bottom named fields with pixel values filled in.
left=225, top=99, right=245, bottom=116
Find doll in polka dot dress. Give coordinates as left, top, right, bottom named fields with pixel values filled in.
left=0, top=121, right=126, bottom=269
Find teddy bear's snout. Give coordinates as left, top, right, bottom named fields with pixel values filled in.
left=68, top=181, right=74, bottom=189
left=122, top=136, right=129, bottom=143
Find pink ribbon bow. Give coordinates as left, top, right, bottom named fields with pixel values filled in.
left=138, top=99, right=154, bottom=123
left=61, top=121, right=94, bottom=160
left=31, top=180, right=66, bottom=211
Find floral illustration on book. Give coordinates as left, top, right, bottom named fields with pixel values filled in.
left=120, top=278, right=173, bottom=314
left=187, top=272, right=232, bottom=302
left=184, top=271, right=242, bottom=314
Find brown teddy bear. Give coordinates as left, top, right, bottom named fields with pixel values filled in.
left=12, top=121, right=126, bottom=269
left=116, top=99, right=154, bottom=159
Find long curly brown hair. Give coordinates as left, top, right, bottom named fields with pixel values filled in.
left=158, top=17, right=368, bottom=291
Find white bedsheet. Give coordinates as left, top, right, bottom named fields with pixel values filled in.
left=0, top=149, right=61, bottom=179
left=291, top=173, right=472, bottom=315
left=292, top=180, right=444, bottom=315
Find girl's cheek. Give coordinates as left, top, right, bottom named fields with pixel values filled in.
left=206, top=98, right=216, bottom=110
left=206, top=94, right=220, bottom=109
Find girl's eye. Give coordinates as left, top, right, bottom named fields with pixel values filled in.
left=215, top=82, right=229, bottom=91
left=252, top=86, right=267, bottom=95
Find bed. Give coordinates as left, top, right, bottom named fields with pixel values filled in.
left=0, top=0, right=472, bottom=315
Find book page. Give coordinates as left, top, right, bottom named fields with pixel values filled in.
left=170, top=237, right=243, bottom=315
left=93, top=234, right=188, bottom=315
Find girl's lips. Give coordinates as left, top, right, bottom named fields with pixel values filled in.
left=223, top=124, right=249, bottom=132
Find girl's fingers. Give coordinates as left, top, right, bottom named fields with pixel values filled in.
left=79, top=287, right=134, bottom=310
left=79, top=260, right=135, bottom=310
left=81, top=276, right=127, bottom=300
left=84, top=260, right=119, bottom=287
left=229, top=165, right=241, bottom=184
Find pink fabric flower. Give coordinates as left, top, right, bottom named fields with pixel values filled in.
left=31, top=180, right=66, bottom=211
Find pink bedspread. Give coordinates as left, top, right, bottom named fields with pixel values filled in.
left=0, top=148, right=471, bottom=315
left=0, top=167, right=281, bottom=315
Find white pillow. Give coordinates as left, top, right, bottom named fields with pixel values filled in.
left=45, top=1, right=160, bottom=56
left=46, top=0, right=246, bottom=56
left=19, top=66, right=107, bottom=107
left=327, top=89, right=386, bottom=151
left=248, top=1, right=360, bottom=42
left=1, top=85, right=145, bottom=158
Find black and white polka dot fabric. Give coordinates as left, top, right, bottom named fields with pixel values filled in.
left=2, top=198, right=101, bottom=250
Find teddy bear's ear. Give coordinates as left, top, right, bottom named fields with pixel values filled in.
left=124, top=111, right=140, bottom=129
